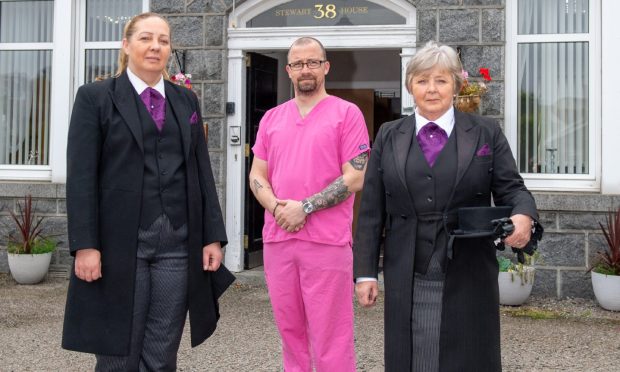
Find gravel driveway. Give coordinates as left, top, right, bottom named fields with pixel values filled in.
left=1, top=273, right=619, bottom=371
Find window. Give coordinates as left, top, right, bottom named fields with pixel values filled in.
left=506, top=0, right=600, bottom=191
left=0, top=1, right=54, bottom=167
left=0, top=0, right=147, bottom=181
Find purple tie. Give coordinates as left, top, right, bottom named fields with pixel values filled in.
left=140, top=87, right=165, bottom=132
left=417, top=122, right=448, bottom=167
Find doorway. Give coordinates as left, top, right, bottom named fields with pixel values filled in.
left=224, top=0, right=417, bottom=272
left=244, top=52, right=278, bottom=269
left=242, top=49, right=402, bottom=269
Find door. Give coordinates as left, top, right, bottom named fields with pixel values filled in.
left=244, top=52, right=278, bottom=269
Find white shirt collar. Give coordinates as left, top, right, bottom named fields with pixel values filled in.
left=414, top=106, right=455, bottom=136
left=126, top=67, right=166, bottom=98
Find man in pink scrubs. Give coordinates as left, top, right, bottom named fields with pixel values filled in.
left=249, top=37, right=369, bottom=371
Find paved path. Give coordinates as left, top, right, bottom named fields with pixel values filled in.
left=1, top=273, right=619, bottom=371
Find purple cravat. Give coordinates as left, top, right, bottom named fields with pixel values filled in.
left=417, top=122, right=448, bottom=167
left=140, top=87, right=166, bottom=132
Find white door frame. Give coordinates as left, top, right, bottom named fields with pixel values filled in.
left=224, top=0, right=417, bottom=272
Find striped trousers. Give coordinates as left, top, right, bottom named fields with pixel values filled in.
left=411, top=251, right=445, bottom=372
left=96, top=215, right=188, bottom=372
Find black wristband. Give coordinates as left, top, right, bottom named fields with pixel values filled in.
left=272, top=203, right=280, bottom=217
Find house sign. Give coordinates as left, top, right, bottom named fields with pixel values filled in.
left=247, top=0, right=406, bottom=27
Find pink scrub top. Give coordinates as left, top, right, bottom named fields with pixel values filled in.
left=252, top=95, right=370, bottom=246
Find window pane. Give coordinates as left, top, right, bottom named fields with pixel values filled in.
left=0, top=50, right=52, bottom=165
left=0, top=0, right=53, bottom=42
left=518, top=0, right=588, bottom=35
left=517, top=42, right=588, bottom=174
left=85, top=49, right=119, bottom=83
left=86, top=0, right=142, bottom=42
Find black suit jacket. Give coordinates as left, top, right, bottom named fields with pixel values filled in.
left=354, top=110, right=538, bottom=371
left=62, top=72, right=231, bottom=355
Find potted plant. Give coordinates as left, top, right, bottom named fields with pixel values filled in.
left=5, top=195, right=56, bottom=284
left=497, top=253, right=537, bottom=306
left=455, top=67, right=491, bottom=113
left=588, top=206, right=620, bottom=311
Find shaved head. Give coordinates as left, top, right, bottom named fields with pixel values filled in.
left=287, top=37, right=326, bottom=62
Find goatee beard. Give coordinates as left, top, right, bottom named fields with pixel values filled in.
left=297, top=77, right=317, bottom=96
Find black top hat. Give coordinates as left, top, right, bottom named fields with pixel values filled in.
left=452, top=206, right=513, bottom=238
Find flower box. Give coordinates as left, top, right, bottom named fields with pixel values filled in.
left=455, top=94, right=481, bottom=113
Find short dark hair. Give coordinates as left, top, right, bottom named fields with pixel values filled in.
left=287, top=37, right=327, bottom=61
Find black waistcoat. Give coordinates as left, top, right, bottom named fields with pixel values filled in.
left=406, top=127, right=457, bottom=274
left=136, top=94, right=188, bottom=229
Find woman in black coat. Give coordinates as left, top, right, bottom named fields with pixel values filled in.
left=61, top=12, right=231, bottom=371
left=353, top=41, right=539, bottom=371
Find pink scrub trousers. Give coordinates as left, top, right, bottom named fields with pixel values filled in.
left=263, top=239, right=355, bottom=372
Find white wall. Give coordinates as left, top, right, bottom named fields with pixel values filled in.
left=601, top=0, right=620, bottom=194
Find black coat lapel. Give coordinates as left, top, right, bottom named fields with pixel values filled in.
left=165, top=82, right=191, bottom=160
left=454, top=110, right=479, bottom=187
left=392, top=114, right=415, bottom=190
left=110, top=72, right=144, bottom=154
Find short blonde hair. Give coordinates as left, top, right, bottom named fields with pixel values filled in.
left=405, top=41, right=463, bottom=95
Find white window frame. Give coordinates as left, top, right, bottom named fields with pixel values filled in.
left=505, top=0, right=601, bottom=192
left=0, top=0, right=72, bottom=182
left=600, top=0, right=620, bottom=194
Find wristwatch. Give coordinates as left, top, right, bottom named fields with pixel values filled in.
left=302, top=199, right=315, bottom=214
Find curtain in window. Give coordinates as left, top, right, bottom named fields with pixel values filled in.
left=85, top=49, right=120, bottom=83
left=518, top=0, right=589, bottom=35
left=517, top=0, right=589, bottom=174
left=0, top=0, right=53, bottom=43
left=84, top=0, right=141, bottom=82
left=0, top=1, right=53, bottom=166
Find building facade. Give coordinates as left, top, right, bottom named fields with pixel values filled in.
left=1, top=0, right=619, bottom=299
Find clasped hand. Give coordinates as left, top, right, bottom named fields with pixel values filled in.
left=274, top=199, right=306, bottom=233
left=502, top=214, right=533, bottom=249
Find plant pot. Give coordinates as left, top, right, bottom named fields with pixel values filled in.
left=591, top=271, right=620, bottom=311
left=7, top=252, right=52, bottom=284
left=498, top=266, right=535, bottom=306
left=455, top=95, right=481, bottom=113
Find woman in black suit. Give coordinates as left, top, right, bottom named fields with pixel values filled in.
left=61, top=12, right=231, bottom=371
left=353, top=41, right=538, bottom=371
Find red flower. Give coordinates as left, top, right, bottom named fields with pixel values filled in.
left=479, top=68, right=492, bottom=81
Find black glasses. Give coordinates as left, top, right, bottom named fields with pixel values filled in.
left=287, top=60, right=325, bottom=71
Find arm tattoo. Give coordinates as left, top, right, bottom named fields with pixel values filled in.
left=252, top=178, right=270, bottom=194
left=307, top=176, right=351, bottom=212
left=348, top=152, right=368, bottom=171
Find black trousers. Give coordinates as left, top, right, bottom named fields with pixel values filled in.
left=96, top=215, right=188, bottom=372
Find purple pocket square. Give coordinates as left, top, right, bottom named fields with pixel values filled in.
left=476, top=143, right=491, bottom=156
left=189, top=111, right=199, bottom=125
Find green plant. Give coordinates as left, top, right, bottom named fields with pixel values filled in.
left=589, top=206, right=620, bottom=276
left=5, top=195, right=56, bottom=255
left=504, top=307, right=564, bottom=320
left=497, top=256, right=514, bottom=272
left=497, top=252, right=538, bottom=285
